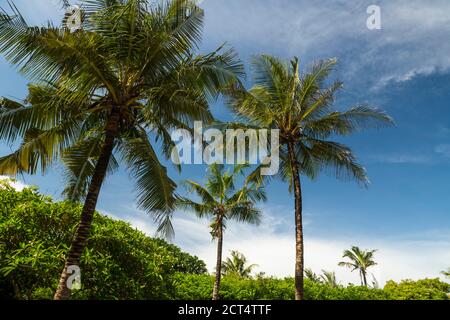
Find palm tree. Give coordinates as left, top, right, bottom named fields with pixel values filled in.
left=441, top=268, right=450, bottom=279
left=227, top=55, right=394, bottom=299
left=304, top=268, right=321, bottom=283
left=178, top=164, right=266, bottom=300
left=338, top=246, right=377, bottom=286
left=320, top=270, right=338, bottom=288
left=222, top=250, right=258, bottom=278
left=0, top=0, right=243, bottom=299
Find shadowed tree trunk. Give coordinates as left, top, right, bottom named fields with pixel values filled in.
left=54, top=108, right=120, bottom=300
left=212, top=216, right=224, bottom=300
left=362, top=270, right=368, bottom=287
left=288, top=142, right=304, bottom=300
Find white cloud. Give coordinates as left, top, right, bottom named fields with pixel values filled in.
left=202, top=0, right=450, bottom=90
left=105, top=206, right=450, bottom=287
left=0, top=175, right=28, bottom=191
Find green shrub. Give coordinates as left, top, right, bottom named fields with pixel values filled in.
left=383, top=279, right=449, bottom=300
left=172, top=274, right=294, bottom=300
left=0, top=183, right=206, bottom=300
left=172, top=275, right=390, bottom=300
left=304, top=280, right=388, bottom=300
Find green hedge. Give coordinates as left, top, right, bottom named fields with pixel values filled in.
left=383, top=279, right=450, bottom=300
left=172, top=274, right=449, bottom=300
left=172, top=274, right=389, bottom=300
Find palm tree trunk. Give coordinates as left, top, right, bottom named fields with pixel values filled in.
left=212, top=221, right=224, bottom=300
left=54, top=108, right=120, bottom=300
left=362, top=270, right=368, bottom=287
left=288, top=142, right=304, bottom=300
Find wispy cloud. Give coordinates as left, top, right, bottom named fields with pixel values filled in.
left=367, top=145, right=450, bottom=164
left=435, top=144, right=450, bottom=158
left=203, top=0, right=450, bottom=91
left=366, top=153, right=432, bottom=165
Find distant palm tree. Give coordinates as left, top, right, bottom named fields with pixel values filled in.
left=227, top=55, right=394, bottom=299
left=222, top=250, right=258, bottom=278
left=304, top=268, right=321, bottom=283
left=0, top=0, right=242, bottom=299
left=441, top=268, right=450, bottom=278
left=339, top=246, right=377, bottom=286
left=320, top=270, right=338, bottom=288
left=178, top=164, right=266, bottom=300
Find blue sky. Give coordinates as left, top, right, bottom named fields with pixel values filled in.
left=1, top=0, right=449, bottom=285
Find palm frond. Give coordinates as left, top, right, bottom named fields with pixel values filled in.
left=0, top=116, right=81, bottom=175
left=306, top=138, right=369, bottom=186
left=120, top=129, right=177, bottom=238
left=62, top=132, right=118, bottom=201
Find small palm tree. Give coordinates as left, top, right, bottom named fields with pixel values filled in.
left=227, top=55, right=394, bottom=299
left=304, top=268, right=321, bottom=283
left=178, top=164, right=266, bottom=300
left=320, top=270, right=338, bottom=288
left=339, top=246, right=377, bottom=286
left=222, top=250, right=258, bottom=278
left=0, top=0, right=242, bottom=299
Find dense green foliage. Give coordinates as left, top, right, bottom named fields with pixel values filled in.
left=1, top=183, right=448, bottom=300
left=173, top=275, right=387, bottom=300
left=173, top=275, right=449, bottom=300
left=0, top=183, right=206, bottom=300
left=383, top=279, right=450, bottom=300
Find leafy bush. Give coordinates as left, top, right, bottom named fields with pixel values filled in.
left=0, top=183, right=206, bottom=300
left=305, top=280, right=388, bottom=300
left=383, top=279, right=450, bottom=300
left=172, top=275, right=449, bottom=300
left=172, top=275, right=390, bottom=300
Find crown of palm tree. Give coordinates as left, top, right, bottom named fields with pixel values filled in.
left=0, top=0, right=244, bottom=235
left=339, top=246, right=377, bottom=271
left=178, top=163, right=266, bottom=236
left=222, top=250, right=258, bottom=278
left=227, top=55, right=394, bottom=186
left=339, top=246, right=377, bottom=286
left=304, top=268, right=321, bottom=283
left=320, top=270, right=338, bottom=288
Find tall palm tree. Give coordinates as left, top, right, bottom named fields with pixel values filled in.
left=178, top=164, right=266, bottom=300
left=222, top=250, right=258, bottom=278
left=320, top=270, right=338, bottom=288
left=227, top=55, right=394, bottom=299
left=338, top=246, right=377, bottom=286
left=0, top=0, right=243, bottom=299
left=441, top=268, right=450, bottom=279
